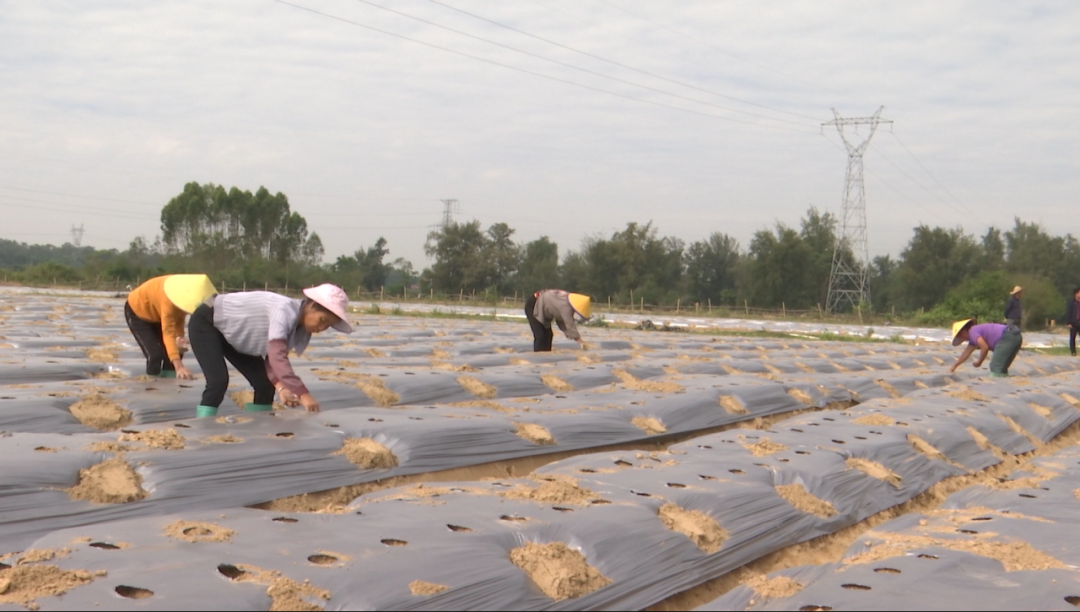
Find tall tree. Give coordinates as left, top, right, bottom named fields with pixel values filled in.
left=424, top=221, right=494, bottom=294
left=517, top=237, right=560, bottom=294
left=894, top=225, right=982, bottom=311
left=683, top=232, right=740, bottom=305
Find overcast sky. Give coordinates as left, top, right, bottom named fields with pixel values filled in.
left=1, top=0, right=1078, bottom=268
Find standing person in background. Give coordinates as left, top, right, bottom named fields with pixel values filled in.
left=188, top=284, right=353, bottom=417
left=125, top=274, right=217, bottom=379
left=948, top=318, right=1022, bottom=377
left=524, top=289, right=592, bottom=352
left=1065, top=287, right=1080, bottom=356
left=1004, top=286, right=1023, bottom=328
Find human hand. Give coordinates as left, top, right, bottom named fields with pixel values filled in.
left=299, top=393, right=321, bottom=413
left=175, top=337, right=190, bottom=354
left=175, top=364, right=195, bottom=380
left=277, top=387, right=300, bottom=407
left=972, top=359, right=984, bottom=368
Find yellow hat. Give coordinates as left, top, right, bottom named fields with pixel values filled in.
left=951, top=318, right=975, bottom=346
left=1010, top=285, right=1023, bottom=295
left=568, top=293, right=592, bottom=319
left=163, top=274, right=218, bottom=314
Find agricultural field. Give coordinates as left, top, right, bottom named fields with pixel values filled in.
left=2, top=290, right=1080, bottom=610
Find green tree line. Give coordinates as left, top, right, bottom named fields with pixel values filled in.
left=2, top=182, right=1077, bottom=329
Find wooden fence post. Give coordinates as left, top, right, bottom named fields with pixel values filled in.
left=676, top=299, right=680, bottom=312
left=708, top=298, right=712, bottom=314
left=744, top=300, right=749, bottom=315
left=782, top=302, right=786, bottom=317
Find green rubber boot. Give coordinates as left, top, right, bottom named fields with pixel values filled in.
left=158, top=370, right=177, bottom=379
left=196, top=405, right=218, bottom=418
left=244, top=403, right=274, bottom=412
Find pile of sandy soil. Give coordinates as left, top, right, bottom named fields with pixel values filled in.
left=67, top=458, right=147, bottom=504
left=874, top=380, right=901, bottom=398
left=719, top=396, right=748, bottom=415
left=457, top=376, right=497, bottom=399
left=85, top=441, right=138, bottom=454
left=775, top=484, right=836, bottom=518
left=409, top=580, right=449, bottom=596
left=846, top=533, right=1066, bottom=572
left=947, top=386, right=991, bottom=402
left=0, top=563, right=98, bottom=609
left=16, top=549, right=70, bottom=564
left=853, top=413, right=895, bottom=426
left=631, top=416, right=667, bottom=435
left=220, top=564, right=330, bottom=611
left=85, top=345, right=119, bottom=364
left=514, top=423, right=556, bottom=445
left=541, top=375, right=574, bottom=393
left=68, top=394, right=132, bottom=431
left=612, top=369, right=684, bottom=393
left=509, top=542, right=611, bottom=601
left=746, top=574, right=803, bottom=601
left=786, top=389, right=814, bottom=405
left=493, top=347, right=516, bottom=354
left=745, top=438, right=788, bottom=457
left=965, top=427, right=1005, bottom=458
left=365, top=347, right=387, bottom=358
left=1027, top=402, right=1054, bottom=419
left=164, top=520, right=235, bottom=543
left=846, top=458, right=902, bottom=488
left=501, top=476, right=598, bottom=505
left=119, top=428, right=185, bottom=450
left=313, top=369, right=400, bottom=407
left=999, top=414, right=1043, bottom=447
left=334, top=438, right=398, bottom=469
left=907, top=434, right=951, bottom=463
left=431, top=361, right=478, bottom=373
left=659, top=504, right=726, bottom=553
left=203, top=434, right=244, bottom=444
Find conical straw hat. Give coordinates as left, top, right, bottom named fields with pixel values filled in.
left=163, top=274, right=218, bottom=314
left=568, top=293, right=592, bottom=319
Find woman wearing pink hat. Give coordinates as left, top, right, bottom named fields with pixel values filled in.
left=187, top=284, right=353, bottom=417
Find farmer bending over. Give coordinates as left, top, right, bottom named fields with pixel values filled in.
left=125, top=274, right=217, bottom=379
left=524, top=289, right=591, bottom=352
left=948, top=318, right=1022, bottom=378
left=188, top=284, right=353, bottom=417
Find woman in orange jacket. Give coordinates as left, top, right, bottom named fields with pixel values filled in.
left=125, top=274, right=217, bottom=379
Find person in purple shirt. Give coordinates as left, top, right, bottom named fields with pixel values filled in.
left=949, top=318, right=1022, bottom=377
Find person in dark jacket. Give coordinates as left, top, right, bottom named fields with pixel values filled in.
left=1004, top=286, right=1022, bottom=327
left=524, top=290, right=591, bottom=352
left=1065, top=287, right=1080, bottom=356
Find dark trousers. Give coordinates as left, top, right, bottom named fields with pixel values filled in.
left=1071, top=325, right=1080, bottom=355
left=989, top=326, right=1022, bottom=375
left=524, top=294, right=553, bottom=352
left=188, top=304, right=274, bottom=408
left=124, top=302, right=175, bottom=376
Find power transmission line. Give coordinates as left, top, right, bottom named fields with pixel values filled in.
left=888, top=131, right=980, bottom=219
left=271, top=0, right=817, bottom=133
left=419, top=0, right=820, bottom=123
left=345, top=0, right=814, bottom=128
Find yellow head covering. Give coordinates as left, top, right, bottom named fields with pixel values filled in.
left=163, top=274, right=218, bottom=314
left=568, top=293, right=592, bottom=319
left=951, top=318, right=975, bottom=346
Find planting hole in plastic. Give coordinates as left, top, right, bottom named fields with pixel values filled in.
left=308, top=554, right=339, bottom=565
left=447, top=524, right=472, bottom=532
left=218, top=564, right=246, bottom=580
left=552, top=507, right=574, bottom=512
left=666, top=482, right=687, bottom=488
left=174, top=423, right=191, bottom=428
left=115, top=586, right=154, bottom=599
left=272, top=517, right=298, bottom=523
left=89, top=542, right=120, bottom=550
left=842, top=584, right=871, bottom=590
left=729, top=469, right=744, bottom=475
left=500, top=515, right=527, bottom=522
left=275, top=432, right=294, bottom=438
left=381, top=539, right=408, bottom=546
left=874, top=567, right=901, bottom=574
left=917, top=554, right=938, bottom=560
left=1065, top=596, right=1080, bottom=606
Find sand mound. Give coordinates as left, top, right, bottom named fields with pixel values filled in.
left=786, top=389, right=814, bottom=405
left=493, top=347, right=515, bottom=354
left=908, top=434, right=949, bottom=462
left=947, top=387, right=990, bottom=402
left=1027, top=402, right=1054, bottom=419
left=67, top=459, right=147, bottom=504
left=659, top=504, right=726, bottom=553
left=457, top=376, right=497, bottom=399
left=501, top=476, right=597, bottom=505
left=204, top=434, right=244, bottom=444
left=230, top=390, right=255, bottom=408
left=874, top=380, right=901, bottom=398
left=631, top=416, right=667, bottom=435
left=365, top=347, right=387, bottom=358
left=745, top=438, right=788, bottom=456
left=0, top=564, right=96, bottom=609
left=17, top=549, right=70, bottom=564
left=164, top=520, right=235, bottom=543
left=846, top=534, right=1066, bottom=572
left=334, top=438, right=398, bottom=469
left=846, top=458, right=902, bottom=488
left=409, top=580, right=449, bottom=596
left=85, top=346, right=119, bottom=363
left=747, top=574, right=803, bottom=600
left=446, top=400, right=513, bottom=413
left=119, top=428, right=185, bottom=450
left=431, top=361, right=478, bottom=373
left=86, top=442, right=137, bottom=454
left=1061, top=393, right=1080, bottom=406
left=853, top=413, right=895, bottom=426
left=720, top=396, right=748, bottom=415
left=314, top=369, right=401, bottom=406
left=224, top=564, right=330, bottom=611
left=612, top=369, right=684, bottom=393
left=514, top=423, right=556, bottom=445
left=541, top=375, right=574, bottom=393
left=776, top=484, right=836, bottom=518
left=509, top=542, right=611, bottom=601
left=68, top=395, right=132, bottom=431
left=509, top=358, right=531, bottom=365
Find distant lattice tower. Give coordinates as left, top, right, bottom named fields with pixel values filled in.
left=439, top=199, right=459, bottom=228
left=823, top=107, right=891, bottom=313
left=70, top=224, right=85, bottom=248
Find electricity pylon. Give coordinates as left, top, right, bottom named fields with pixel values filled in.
left=823, top=107, right=891, bottom=313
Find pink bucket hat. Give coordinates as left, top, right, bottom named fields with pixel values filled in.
left=302, top=284, right=353, bottom=333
